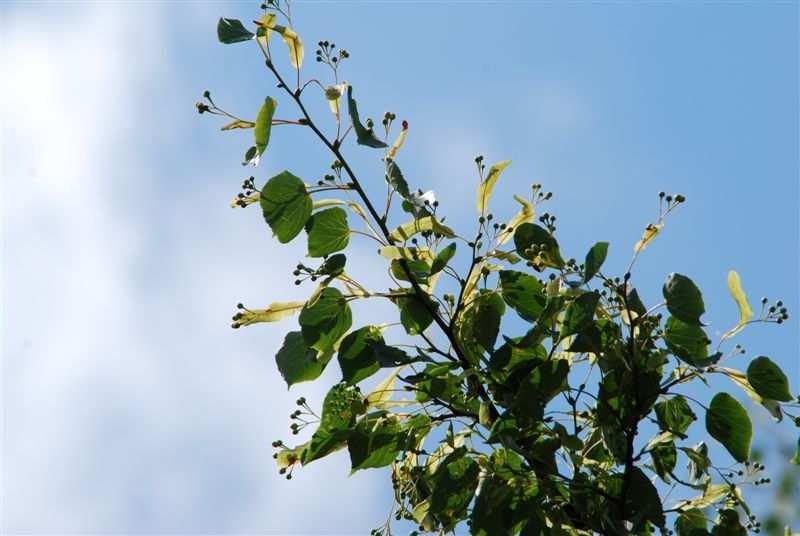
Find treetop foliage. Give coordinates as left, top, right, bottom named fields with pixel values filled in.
left=200, top=2, right=799, bottom=534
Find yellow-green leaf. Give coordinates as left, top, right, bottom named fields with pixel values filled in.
left=366, top=367, right=403, bottom=409
left=324, top=83, right=347, bottom=119
left=634, top=223, right=663, bottom=253
left=254, top=96, right=277, bottom=157
left=221, top=119, right=255, bottom=131
left=273, top=25, right=304, bottom=69
left=386, top=121, right=408, bottom=160
left=476, top=159, right=511, bottom=215
left=389, top=216, right=455, bottom=242
left=255, top=13, right=277, bottom=46
left=721, top=270, right=753, bottom=341
left=496, top=194, right=534, bottom=246
left=235, top=301, right=305, bottom=326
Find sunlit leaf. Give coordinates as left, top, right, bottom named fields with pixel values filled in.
left=634, top=222, right=663, bottom=253
left=254, top=96, right=277, bottom=157
left=235, top=301, right=305, bottom=326
left=496, top=195, right=534, bottom=246
left=255, top=13, right=277, bottom=46
left=476, top=159, right=511, bottom=215
left=386, top=121, right=408, bottom=160
left=388, top=216, right=455, bottom=242
left=318, top=83, right=346, bottom=121
left=220, top=119, right=255, bottom=130
left=271, top=24, right=304, bottom=68
left=721, top=270, right=753, bottom=341
left=366, top=367, right=404, bottom=409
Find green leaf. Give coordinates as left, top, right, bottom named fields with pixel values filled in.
left=746, top=355, right=793, bottom=402
left=254, top=97, right=277, bottom=157
left=583, top=241, right=609, bottom=283
left=305, top=207, right=350, bottom=257
left=430, top=242, right=457, bottom=275
left=348, top=414, right=403, bottom=472
left=681, top=442, right=710, bottom=483
left=304, top=383, right=364, bottom=464
left=791, top=437, right=800, bottom=465
left=275, top=331, right=329, bottom=388
left=395, top=294, right=436, bottom=335
left=705, top=392, right=752, bottom=463
left=513, top=222, right=565, bottom=268
left=625, top=467, right=665, bottom=529
left=675, top=509, right=708, bottom=536
left=346, top=86, right=387, bottom=148
left=298, top=287, right=352, bottom=352
left=561, top=291, right=600, bottom=338
left=259, top=170, right=312, bottom=243
left=664, top=317, right=714, bottom=367
left=470, top=476, right=516, bottom=536
left=385, top=158, right=411, bottom=200
left=498, top=270, right=546, bottom=323
left=472, top=291, right=505, bottom=352
left=217, top=17, right=254, bottom=43
left=429, top=447, right=480, bottom=525
left=242, top=145, right=258, bottom=166
left=390, top=258, right=430, bottom=283
left=319, top=253, right=346, bottom=276
left=655, top=395, right=696, bottom=435
left=663, top=273, right=706, bottom=325
left=476, top=160, right=511, bottom=215
left=711, top=509, right=747, bottom=536
left=651, top=441, right=677, bottom=482
left=337, top=327, right=382, bottom=385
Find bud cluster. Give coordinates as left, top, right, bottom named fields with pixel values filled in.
left=759, top=297, right=790, bottom=324
left=231, top=176, right=260, bottom=208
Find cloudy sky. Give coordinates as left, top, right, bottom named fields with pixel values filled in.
left=1, top=1, right=797, bottom=534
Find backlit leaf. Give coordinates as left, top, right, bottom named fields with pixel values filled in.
left=260, top=170, right=312, bottom=243
left=298, top=287, right=352, bottom=352
left=722, top=270, right=753, bottom=341
left=389, top=216, right=455, bottom=242
left=746, top=355, right=792, bottom=402
left=476, top=159, right=511, bottom=215
left=583, top=241, right=609, bottom=283
left=254, top=97, right=277, bottom=157
left=663, top=273, right=705, bottom=325
left=705, top=392, right=752, bottom=462
left=496, top=195, right=534, bottom=246
left=275, top=331, right=330, bottom=388
left=634, top=223, right=663, bottom=253
left=305, top=207, right=349, bottom=257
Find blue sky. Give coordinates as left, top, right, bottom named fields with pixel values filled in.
left=2, top=1, right=797, bottom=533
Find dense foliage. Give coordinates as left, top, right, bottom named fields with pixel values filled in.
left=200, top=2, right=799, bottom=534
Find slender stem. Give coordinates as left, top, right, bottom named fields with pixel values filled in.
left=263, top=58, right=499, bottom=420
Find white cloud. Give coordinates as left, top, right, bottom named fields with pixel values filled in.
left=1, top=4, right=389, bottom=533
